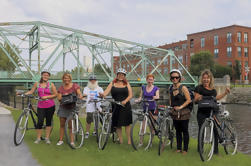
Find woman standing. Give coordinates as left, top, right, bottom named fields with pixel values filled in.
left=56, top=73, right=83, bottom=146
left=169, top=69, right=192, bottom=154
left=24, top=70, right=57, bottom=144
left=136, top=74, right=159, bottom=116
left=101, top=68, right=133, bottom=144
left=194, top=69, right=230, bottom=154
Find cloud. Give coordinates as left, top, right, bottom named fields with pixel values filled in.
left=1, top=0, right=251, bottom=71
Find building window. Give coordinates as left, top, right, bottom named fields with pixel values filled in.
left=227, top=47, right=232, bottom=57
left=244, top=32, right=248, bottom=43
left=245, top=61, right=248, bottom=67
left=164, top=68, right=168, bottom=74
left=178, top=56, right=183, bottom=63
left=237, top=32, right=241, bottom=42
left=152, top=59, right=156, bottom=65
left=157, top=59, right=161, bottom=65
left=238, top=47, right=242, bottom=57
left=214, top=48, right=219, bottom=58
left=182, top=44, right=187, bottom=49
left=190, top=39, right=194, bottom=48
left=244, top=47, right=248, bottom=57
left=227, top=61, right=232, bottom=67
left=171, top=57, right=175, bottom=65
left=214, top=35, right=218, bottom=45
left=164, top=58, right=168, bottom=65
left=227, top=32, right=232, bottom=43
left=201, top=38, right=205, bottom=48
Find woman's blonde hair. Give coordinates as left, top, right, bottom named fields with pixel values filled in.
left=199, top=69, right=215, bottom=89
left=62, top=73, right=72, bottom=82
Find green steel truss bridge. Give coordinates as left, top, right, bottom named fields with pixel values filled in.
left=0, top=21, right=197, bottom=87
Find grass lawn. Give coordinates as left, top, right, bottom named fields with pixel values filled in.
left=10, top=108, right=251, bottom=166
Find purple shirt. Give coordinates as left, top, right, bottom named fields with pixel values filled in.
left=142, top=85, right=159, bottom=111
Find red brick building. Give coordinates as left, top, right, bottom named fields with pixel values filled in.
left=187, top=25, right=251, bottom=81
left=113, top=25, right=251, bottom=81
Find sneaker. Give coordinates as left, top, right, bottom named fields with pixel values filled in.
left=45, top=138, right=51, bottom=144
left=34, top=139, right=41, bottom=144
left=85, top=132, right=89, bottom=139
left=56, top=141, right=64, bottom=146
left=92, top=132, right=96, bottom=136
left=138, top=143, right=143, bottom=147
left=70, top=142, right=75, bottom=147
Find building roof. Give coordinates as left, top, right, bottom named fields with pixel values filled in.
left=187, top=24, right=251, bottom=36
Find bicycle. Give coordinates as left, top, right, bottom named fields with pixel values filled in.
left=14, top=92, right=52, bottom=146
left=157, top=105, right=175, bottom=156
left=130, top=99, right=175, bottom=153
left=64, top=99, right=85, bottom=149
left=98, top=98, right=125, bottom=150
left=198, top=98, right=238, bottom=161
left=86, top=98, right=104, bottom=143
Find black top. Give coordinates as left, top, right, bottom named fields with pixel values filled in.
left=111, top=86, right=129, bottom=102
left=195, top=85, right=217, bottom=114
left=111, top=86, right=132, bottom=127
left=170, top=85, right=186, bottom=107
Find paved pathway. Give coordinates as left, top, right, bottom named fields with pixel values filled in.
left=0, top=106, right=40, bottom=166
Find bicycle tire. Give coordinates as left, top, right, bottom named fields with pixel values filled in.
left=130, top=116, right=153, bottom=151
left=14, top=111, right=29, bottom=146
left=65, top=116, right=84, bottom=149
left=223, top=119, right=238, bottom=155
left=198, top=119, right=215, bottom=162
left=94, top=113, right=99, bottom=143
left=99, top=114, right=112, bottom=150
left=158, top=119, right=170, bottom=156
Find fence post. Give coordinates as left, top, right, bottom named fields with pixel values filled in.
left=14, top=95, right=16, bottom=108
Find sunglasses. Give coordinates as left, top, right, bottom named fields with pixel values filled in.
left=171, top=76, right=180, bottom=80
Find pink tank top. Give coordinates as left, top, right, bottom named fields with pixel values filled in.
left=37, top=82, right=55, bottom=108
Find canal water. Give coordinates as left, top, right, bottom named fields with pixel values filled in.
left=189, top=104, right=251, bottom=155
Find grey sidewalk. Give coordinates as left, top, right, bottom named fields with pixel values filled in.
left=0, top=106, right=40, bottom=166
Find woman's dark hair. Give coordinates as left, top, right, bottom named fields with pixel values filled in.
left=40, top=72, right=50, bottom=83
left=112, top=74, right=128, bottom=85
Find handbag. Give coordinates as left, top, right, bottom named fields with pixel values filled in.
left=198, top=96, right=218, bottom=109
left=61, top=93, right=77, bottom=105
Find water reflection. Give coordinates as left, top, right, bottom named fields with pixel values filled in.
left=189, top=104, right=251, bottom=155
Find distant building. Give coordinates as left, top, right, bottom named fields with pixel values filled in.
left=187, top=25, right=251, bottom=81
left=114, top=25, right=251, bottom=81
left=83, top=56, right=92, bottom=72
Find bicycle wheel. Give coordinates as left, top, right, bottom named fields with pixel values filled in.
left=223, top=120, right=238, bottom=155
left=158, top=119, right=172, bottom=155
left=14, top=111, right=29, bottom=146
left=65, top=116, right=84, bottom=149
left=168, top=120, right=175, bottom=149
left=198, top=119, right=215, bottom=162
left=99, top=114, right=112, bottom=150
left=131, top=116, right=152, bottom=151
left=93, top=113, right=99, bottom=143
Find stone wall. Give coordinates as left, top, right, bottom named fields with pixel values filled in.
left=227, top=87, right=251, bottom=104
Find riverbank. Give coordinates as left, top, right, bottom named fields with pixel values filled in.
left=7, top=106, right=251, bottom=166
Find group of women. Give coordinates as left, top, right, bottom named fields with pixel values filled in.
left=23, top=67, right=230, bottom=155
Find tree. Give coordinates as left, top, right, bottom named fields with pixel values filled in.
left=94, top=64, right=111, bottom=74
left=71, top=66, right=85, bottom=79
left=213, top=64, right=232, bottom=78
left=0, top=42, right=21, bottom=72
left=233, top=60, right=241, bottom=80
left=189, top=51, right=215, bottom=76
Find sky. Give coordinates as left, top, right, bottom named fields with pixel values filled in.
left=1, top=0, right=251, bottom=47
